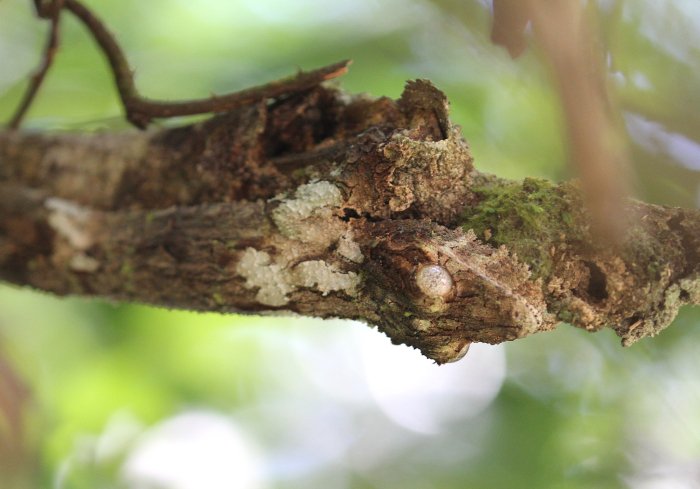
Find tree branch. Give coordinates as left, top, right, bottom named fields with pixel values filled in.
left=1, top=80, right=698, bottom=362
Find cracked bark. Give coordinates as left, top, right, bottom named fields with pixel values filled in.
left=1, top=80, right=699, bottom=363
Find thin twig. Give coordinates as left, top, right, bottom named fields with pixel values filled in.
left=7, top=0, right=64, bottom=129
left=119, top=59, right=351, bottom=128
left=9, top=0, right=350, bottom=129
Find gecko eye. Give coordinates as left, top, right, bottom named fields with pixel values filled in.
left=415, top=264, right=453, bottom=298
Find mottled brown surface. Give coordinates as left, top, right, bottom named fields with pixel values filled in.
left=1, top=80, right=698, bottom=362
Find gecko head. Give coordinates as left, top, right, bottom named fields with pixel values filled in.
left=361, top=221, right=549, bottom=363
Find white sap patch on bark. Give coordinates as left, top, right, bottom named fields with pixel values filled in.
left=69, top=253, right=100, bottom=272
left=271, top=181, right=342, bottom=239
left=236, top=248, right=360, bottom=306
left=336, top=231, right=364, bottom=263
left=293, top=260, right=359, bottom=296
left=236, top=248, right=294, bottom=307
left=45, top=197, right=94, bottom=250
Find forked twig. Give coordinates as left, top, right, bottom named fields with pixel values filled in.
left=8, top=0, right=351, bottom=129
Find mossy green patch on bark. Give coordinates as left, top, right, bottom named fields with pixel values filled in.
left=460, top=177, right=585, bottom=279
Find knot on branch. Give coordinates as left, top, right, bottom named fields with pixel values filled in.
left=342, top=81, right=474, bottom=225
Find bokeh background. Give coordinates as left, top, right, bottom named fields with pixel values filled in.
left=1, top=0, right=700, bottom=488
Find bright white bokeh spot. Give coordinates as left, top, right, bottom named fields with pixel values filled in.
left=291, top=320, right=375, bottom=404
left=94, top=411, right=145, bottom=463
left=626, top=114, right=700, bottom=171
left=121, top=411, right=266, bottom=489
left=356, top=326, right=506, bottom=434
left=631, top=71, right=653, bottom=91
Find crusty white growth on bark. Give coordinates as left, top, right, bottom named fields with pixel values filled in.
left=235, top=250, right=359, bottom=306
left=293, top=260, right=359, bottom=296
left=69, top=253, right=100, bottom=273
left=336, top=231, right=364, bottom=264
left=45, top=197, right=94, bottom=250
left=271, top=181, right=343, bottom=239
left=236, top=248, right=294, bottom=307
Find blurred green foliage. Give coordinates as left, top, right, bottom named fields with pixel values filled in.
left=1, top=1, right=700, bottom=488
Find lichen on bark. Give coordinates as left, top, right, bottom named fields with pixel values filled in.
left=1, top=77, right=698, bottom=363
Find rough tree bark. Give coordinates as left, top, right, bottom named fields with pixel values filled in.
left=1, top=79, right=699, bottom=363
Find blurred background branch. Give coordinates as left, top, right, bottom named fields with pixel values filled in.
left=0, top=344, right=35, bottom=489
left=491, top=0, right=631, bottom=241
